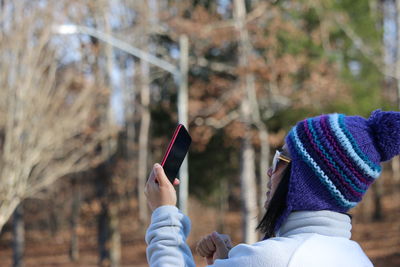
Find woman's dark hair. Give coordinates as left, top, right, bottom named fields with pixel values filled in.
left=256, top=164, right=291, bottom=239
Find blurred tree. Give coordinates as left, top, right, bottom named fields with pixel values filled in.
left=137, top=0, right=152, bottom=224
left=86, top=1, right=122, bottom=265
left=69, top=177, right=81, bottom=261
left=234, top=0, right=258, bottom=244
left=12, top=203, right=24, bottom=267
left=0, top=1, right=116, bottom=233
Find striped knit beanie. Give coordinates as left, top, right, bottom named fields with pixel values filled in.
left=276, top=109, right=400, bottom=230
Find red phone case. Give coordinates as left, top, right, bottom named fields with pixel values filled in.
left=161, top=124, right=183, bottom=167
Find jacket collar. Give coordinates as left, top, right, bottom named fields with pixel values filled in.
left=276, top=210, right=352, bottom=239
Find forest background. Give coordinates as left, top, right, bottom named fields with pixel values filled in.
left=0, top=0, right=400, bottom=266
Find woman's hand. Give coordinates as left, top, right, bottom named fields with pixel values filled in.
left=196, top=232, right=232, bottom=265
left=145, top=163, right=180, bottom=211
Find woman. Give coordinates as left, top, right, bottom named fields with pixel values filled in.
left=145, top=109, right=400, bottom=266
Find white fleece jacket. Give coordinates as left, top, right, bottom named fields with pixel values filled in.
left=145, top=206, right=373, bottom=267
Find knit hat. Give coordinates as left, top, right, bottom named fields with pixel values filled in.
left=276, top=109, right=400, bottom=230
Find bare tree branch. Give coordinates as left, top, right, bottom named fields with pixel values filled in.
left=0, top=2, right=116, bottom=232
left=194, top=110, right=240, bottom=129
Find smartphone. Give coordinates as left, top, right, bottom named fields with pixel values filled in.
left=161, top=124, right=192, bottom=183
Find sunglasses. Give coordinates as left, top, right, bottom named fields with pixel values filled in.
left=271, top=149, right=291, bottom=173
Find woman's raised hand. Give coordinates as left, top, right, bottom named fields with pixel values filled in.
left=144, top=163, right=180, bottom=211
left=196, top=232, right=232, bottom=265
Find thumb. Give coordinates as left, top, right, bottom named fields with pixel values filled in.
left=154, top=164, right=170, bottom=185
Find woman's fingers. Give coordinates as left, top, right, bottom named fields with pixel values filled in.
left=211, top=232, right=230, bottom=260
left=205, top=235, right=216, bottom=252
left=197, top=236, right=215, bottom=257
left=197, top=241, right=209, bottom=257
left=196, top=238, right=204, bottom=256
left=197, top=232, right=232, bottom=263
left=197, top=238, right=210, bottom=257
left=220, top=234, right=233, bottom=249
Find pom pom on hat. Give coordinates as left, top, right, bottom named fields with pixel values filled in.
left=367, top=109, right=400, bottom=162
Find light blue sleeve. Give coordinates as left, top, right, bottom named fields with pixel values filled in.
left=145, top=205, right=195, bottom=267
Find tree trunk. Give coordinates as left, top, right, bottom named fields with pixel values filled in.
left=98, top=203, right=120, bottom=267
left=240, top=129, right=258, bottom=243
left=178, top=35, right=189, bottom=214
left=97, top=164, right=110, bottom=266
left=92, top=3, right=121, bottom=265
left=137, top=57, right=151, bottom=224
left=217, top=179, right=228, bottom=233
left=372, top=179, right=384, bottom=221
left=98, top=202, right=110, bottom=266
left=0, top=196, right=20, bottom=233
left=246, top=67, right=270, bottom=215
left=96, top=162, right=120, bottom=267
left=12, top=203, right=24, bottom=267
left=124, top=60, right=136, bottom=171
left=258, top=129, right=270, bottom=214
left=392, top=156, right=400, bottom=182
left=48, top=194, right=61, bottom=237
left=69, top=178, right=81, bottom=262
left=137, top=1, right=152, bottom=224
left=361, top=188, right=373, bottom=221
left=109, top=205, right=121, bottom=267
left=234, top=0, right=259, bottom=244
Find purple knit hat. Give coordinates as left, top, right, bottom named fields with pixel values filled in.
left=275, top=109, right=400, bottom=230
